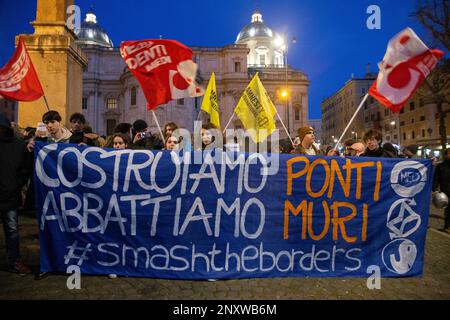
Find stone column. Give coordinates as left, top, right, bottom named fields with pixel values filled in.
left=17, top=0, right=87, bottom=128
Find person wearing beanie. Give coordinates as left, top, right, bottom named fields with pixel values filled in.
left=292, top=126, right=333, bottom=156
left=0, top=114, right=32, bottom=276
left=293, top=126, right=319, bottom=155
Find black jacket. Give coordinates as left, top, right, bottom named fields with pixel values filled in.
left=433, top=160, right=450, bottom=196
left=0, top=120, right=32, bottom=211
left=361, top=146, right=396, bottom=158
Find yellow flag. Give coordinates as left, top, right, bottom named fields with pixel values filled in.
left=234, top=73, right=277, bottom=143
left=200, top=72, right=220, bottom=128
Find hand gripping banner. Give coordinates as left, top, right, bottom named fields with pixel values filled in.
left=35, top=142, right=432, bottom=279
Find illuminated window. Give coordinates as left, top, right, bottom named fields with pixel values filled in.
left=107, top=98, right=117, bottom=109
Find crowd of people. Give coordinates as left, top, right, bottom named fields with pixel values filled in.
left=1, top=110, right=449, bottom=278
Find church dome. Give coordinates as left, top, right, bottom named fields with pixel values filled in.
left=235, top=10, right=274, bottom=43
left=75, top=10, right=114, bottom=48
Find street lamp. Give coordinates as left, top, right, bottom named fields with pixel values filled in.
left=390, top=120, right=396, bottom=144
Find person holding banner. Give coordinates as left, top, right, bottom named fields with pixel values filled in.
left=111, top=133, right=130, bottom=149
left=104, top=122, right=133, bottom=148
left=0, top=114, right=32, bottom=276
left=68, top=112, right=105, bottom=147
left=164, top=134, right=180, bottom=150
left=292, top=126, right=318, bottom=155
left=199, top=123, right=217, bottom=151
left=360, top=129, right=396, bottom=158
left=349, top=142, right=366, bottom=157
left=26, top=110, right=72, bottom=152
left=293, top=126, right=336, bottom=156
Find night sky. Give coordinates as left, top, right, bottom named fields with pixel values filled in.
left=0, top=0, right=431, bottom=119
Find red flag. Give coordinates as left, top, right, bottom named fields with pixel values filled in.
left=120, top=39, right=204, bottom=110
left=369, top=28, right=445, bottom=112
left=0, top=38, right=44, bottom=101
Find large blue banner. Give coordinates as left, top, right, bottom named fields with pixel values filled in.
left=34, top=142, right=432, bottom=279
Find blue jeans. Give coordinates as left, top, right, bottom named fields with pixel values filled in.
left=1, top=209, right=20, bottom=265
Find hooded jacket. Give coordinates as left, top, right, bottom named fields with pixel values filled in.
left=0, top=115, right=32, bottom=211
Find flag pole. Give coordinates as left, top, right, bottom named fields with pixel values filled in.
left=151, top=110, right=165, bottom=142
left=222, top=112, right=235, bottom=133
left=334, top=93, right=369, bottom=150
left=196, top=109, right=202, bottom=121
left=276, top=112, right=295, bottom=146
left=43, top=95, right=50, bottom=111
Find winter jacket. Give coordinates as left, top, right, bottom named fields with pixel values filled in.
left=0, top=118, right=32, bottom=211
left=433, top=160, right=450, bottom=196
left=47, top=126, right=72, bottom=143
left=361, top=146, right=396, bottom=158
left=291, top=144, right=322, bottom=155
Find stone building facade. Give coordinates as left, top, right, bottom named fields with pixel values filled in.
left=321, top=68, right=376, bottom=146
left=75, top=10, right=309, bottom=137
left=322, top=67, right=450, bottom=155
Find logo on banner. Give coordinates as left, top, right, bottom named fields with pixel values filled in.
left=386, top=198, right=421, bottom=239
left=382, top=239, right=417, bottom=275
left=390, top=161, right=427, bottom=197
left=383, top=160, right=426, bottom=275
